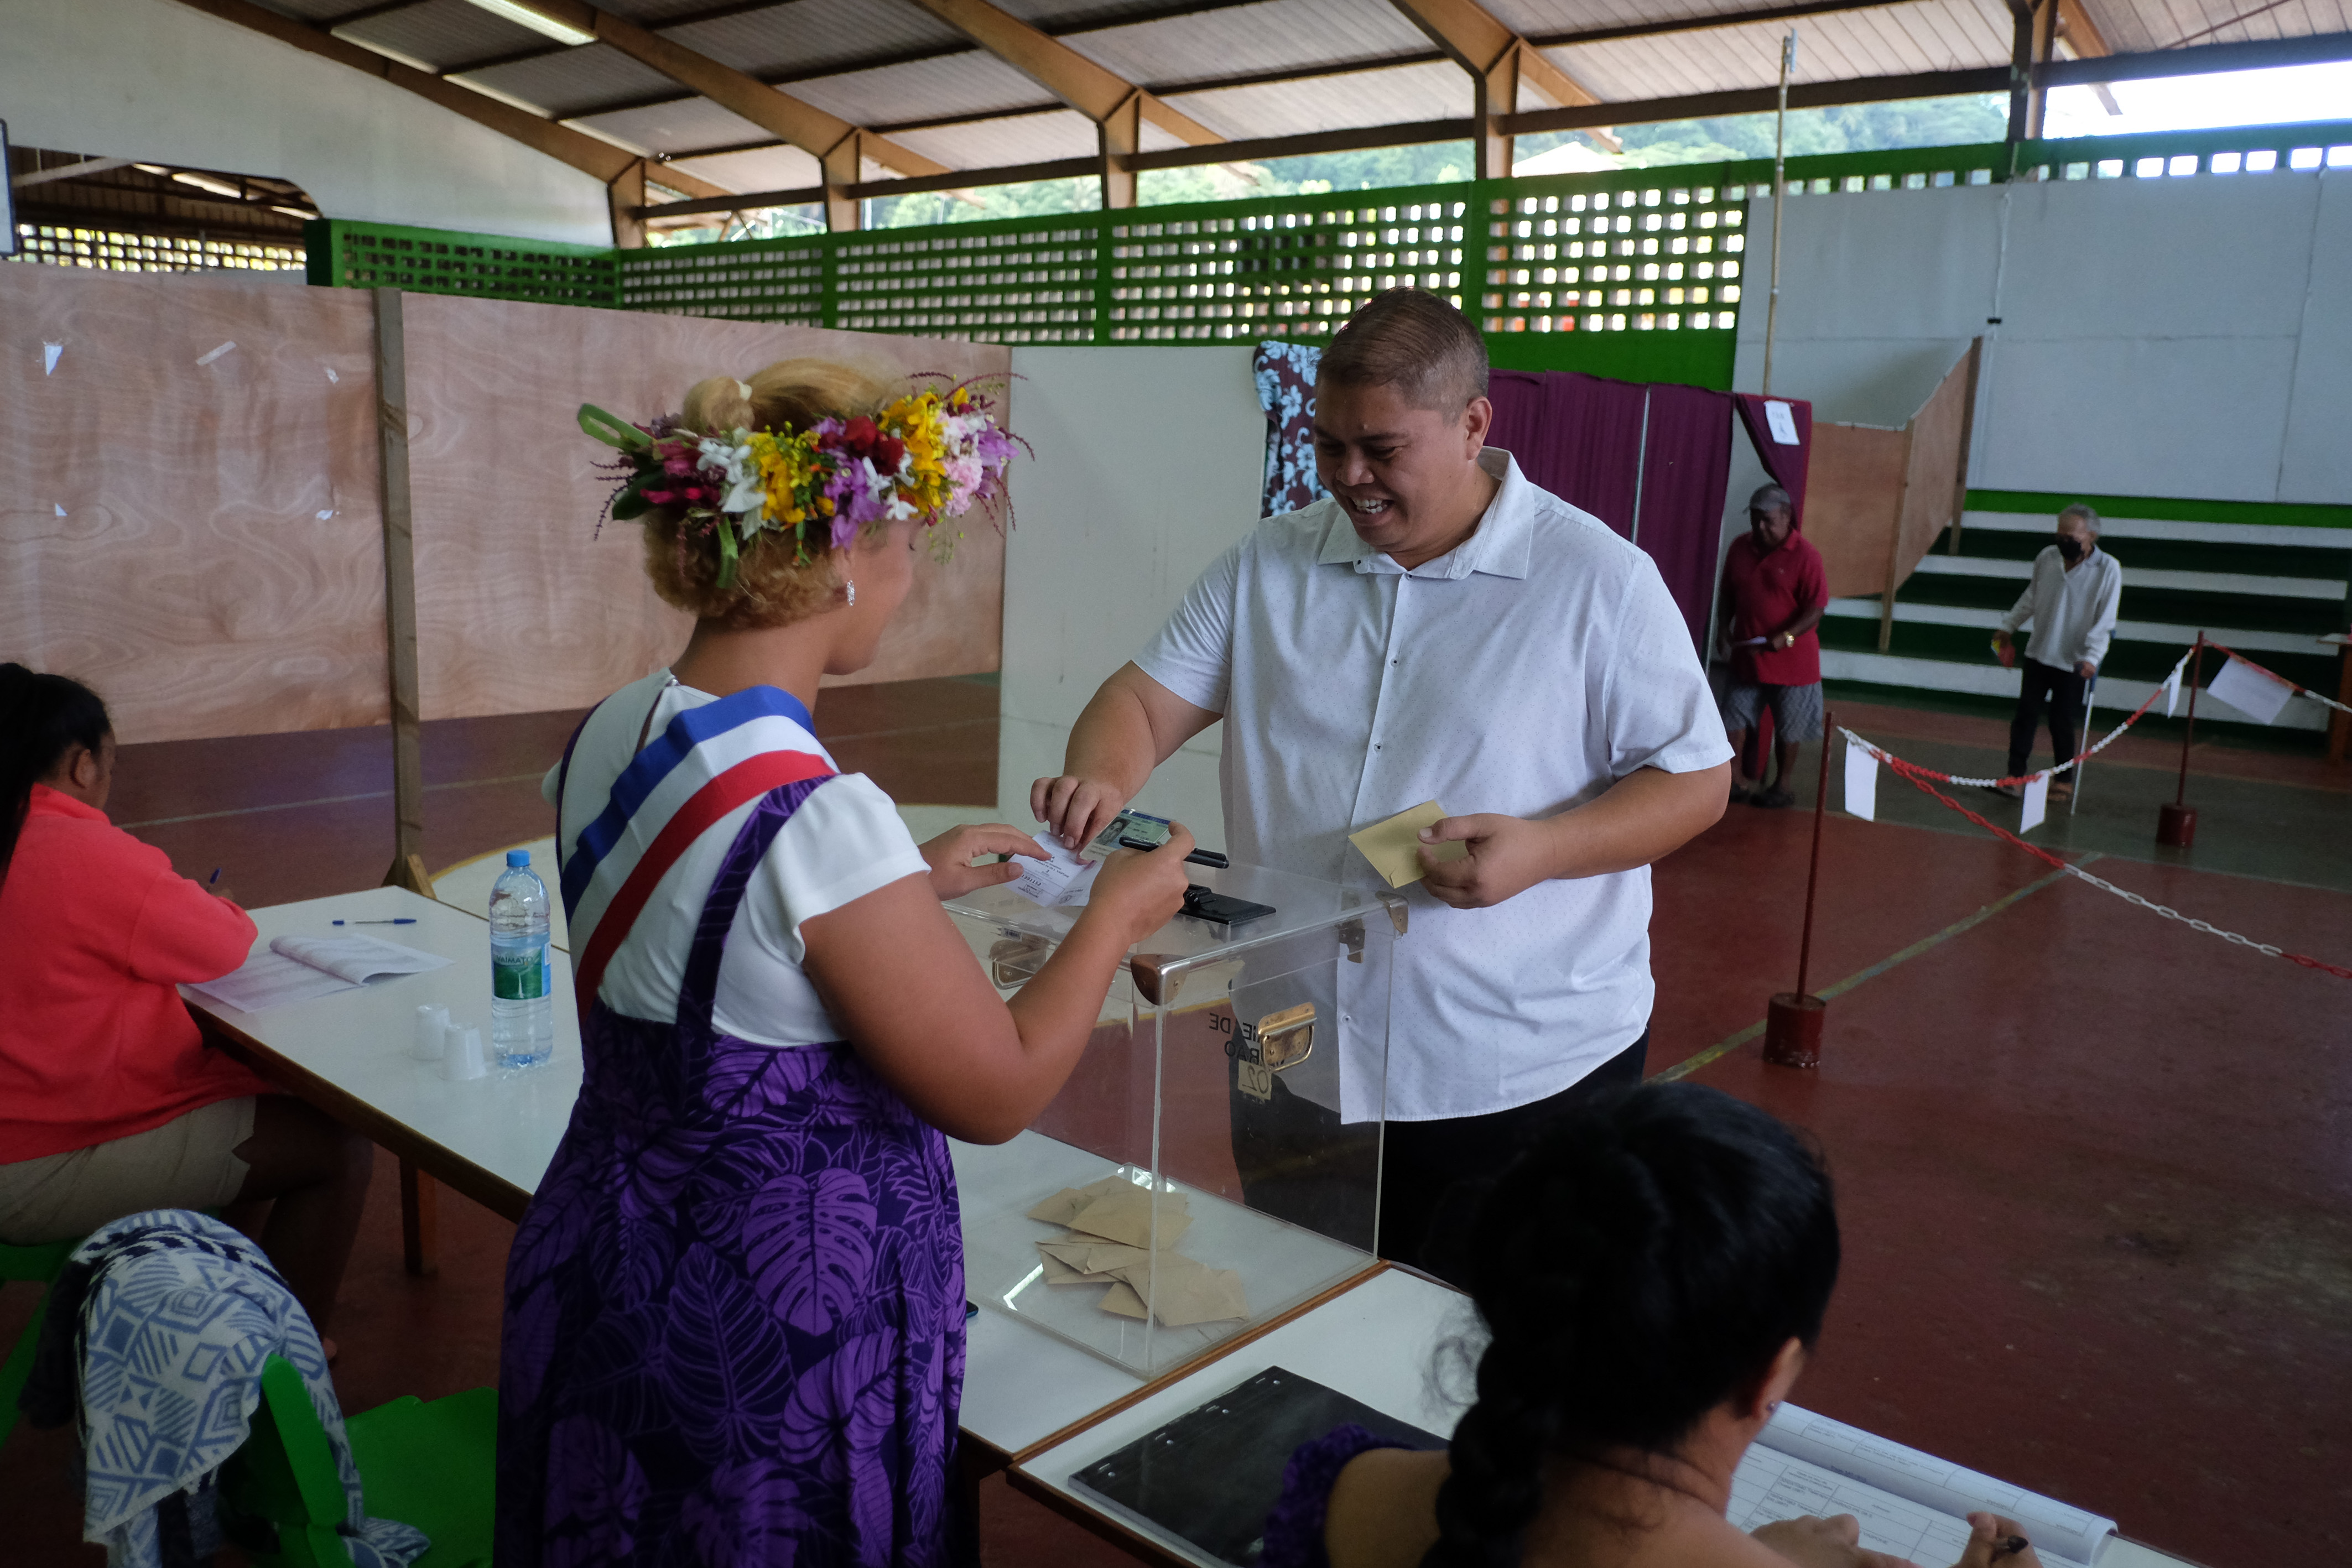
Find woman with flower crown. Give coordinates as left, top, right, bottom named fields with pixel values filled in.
left=496, top=358, right=1194, bottom=1566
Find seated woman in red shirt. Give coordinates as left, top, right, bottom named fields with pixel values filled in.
left=0, top=665, right=372, bottom=1334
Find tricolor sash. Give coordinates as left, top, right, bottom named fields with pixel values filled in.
left=559, top=684, right=834, bottom=1010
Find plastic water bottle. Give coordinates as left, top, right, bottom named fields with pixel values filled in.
left=489, top=850, right=554, bottom=1071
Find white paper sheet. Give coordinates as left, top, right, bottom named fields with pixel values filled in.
left=1745, top=1405, right=2116, bottom=1568
left=185, top=935, right=451, bottom=1014
left=2207, top=654, right=2293, bottom=725
left=2019, top=774, right=2048, bottom=834
left=1007, top=832, right=1101, bottom=908
left=1765, top=398, right=1801, bottom=444
left=1843, top=743, right=1878, bottom=822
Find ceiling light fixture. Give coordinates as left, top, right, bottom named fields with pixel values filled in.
left=171, top=170, right=245, bottom=198
left=457, top=0, right=595, bottom=47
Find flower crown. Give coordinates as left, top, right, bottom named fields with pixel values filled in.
left=579, top=376, right=1017, bottom=590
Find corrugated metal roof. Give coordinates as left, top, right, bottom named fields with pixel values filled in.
left=259, top=0, right=2352, bottom=200
left=336, top=0, right=545, bottom=71
left=1059, top=0, right=1433, bottom=86
left=573, top=93, right=778, bottom=158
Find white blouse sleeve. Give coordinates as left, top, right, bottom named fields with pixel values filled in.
left=737, top=774, right=933, bottom=966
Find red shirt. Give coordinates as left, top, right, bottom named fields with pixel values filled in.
left=1720, top=530, right=1828, bottom=685
left=0, top=785, right=268, bottom=1163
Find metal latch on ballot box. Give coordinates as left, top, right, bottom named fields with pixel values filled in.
left=1231, top=1003, right=1315, bottom=1102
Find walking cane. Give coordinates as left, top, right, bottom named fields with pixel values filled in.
left=2069, top=673, right=2098, bottom=815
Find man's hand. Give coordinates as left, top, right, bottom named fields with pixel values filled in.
left=1753, top=1514, right=1923, bottom=1568
left=918, top=824, right=1048, bottom=901
left=2075, top=660, right=2096, bottom=679
left=1416, top=814, right=1557, bottom=910
left=1029, top=775, right=1130, bottom=855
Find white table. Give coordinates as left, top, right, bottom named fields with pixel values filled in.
left=179, top=887, right=1166, bottom=1465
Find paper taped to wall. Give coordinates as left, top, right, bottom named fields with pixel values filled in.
left=1765, top=399, right=1801, bottom=444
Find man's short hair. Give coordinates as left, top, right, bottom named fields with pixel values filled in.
left=1319, top=289, right=1489, bottom=413
left=1749, top=484, right=1793, bottom=515
left=2058, top=502, right=2100, bottom=534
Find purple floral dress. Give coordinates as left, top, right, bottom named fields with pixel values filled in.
left=496, top=781, right=967, bottom=1566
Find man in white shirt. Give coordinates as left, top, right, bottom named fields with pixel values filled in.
left=1029, top=289, right=1731, bottom=1274
left=1991, top=504, right=2123, bottom=801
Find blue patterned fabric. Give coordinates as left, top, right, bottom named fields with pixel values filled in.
left=1254, top=340, right=1327, bottom=519
left=49, top=1209, right=429, bottom=1568
left=497, top=780, right=969, bottom=1566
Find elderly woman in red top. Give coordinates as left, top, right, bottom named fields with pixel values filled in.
left=0, top=665, right=372, bottom=1333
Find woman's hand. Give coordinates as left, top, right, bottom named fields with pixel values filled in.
left=1951, top=1514, right=2042, bottom=1568
left=917, top=823, right=1047, bottom=900
left=1753, top=1514, right=1922, bottom=1568
left=1073, top=821, right=1196, bottom=948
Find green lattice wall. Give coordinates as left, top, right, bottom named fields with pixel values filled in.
left=303, top=218, right=614, bottom=305
left=306, top=120, right=2352, bottom=391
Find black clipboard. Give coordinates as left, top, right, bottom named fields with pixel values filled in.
left=1068, top=1365, right=1446, bottom=1565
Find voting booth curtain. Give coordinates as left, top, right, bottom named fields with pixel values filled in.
left=1735, top=394, right=1815, bottom=528
left=1254, top=343, right=1735, bottom=655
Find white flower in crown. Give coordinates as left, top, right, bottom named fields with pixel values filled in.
left=698, top=433, right=764, bottom=525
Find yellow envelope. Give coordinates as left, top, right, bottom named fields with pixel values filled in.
left=1348, top=800, right=1467, bottom=888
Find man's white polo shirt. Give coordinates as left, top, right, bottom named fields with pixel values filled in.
left=1136, top=448, right=1730, bottom=1124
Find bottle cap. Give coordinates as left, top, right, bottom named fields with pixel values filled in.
left=506, top=850, right=531, bottom=867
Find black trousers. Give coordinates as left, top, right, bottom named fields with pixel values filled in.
left=1229, top=1029, right=1648, bottom=1288
left=2008, top=657, right=2086, bottom=778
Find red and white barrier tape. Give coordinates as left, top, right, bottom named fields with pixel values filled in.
left=1864, top=652, right=2183, bottom=791
left=2203, top=638, right=2352, bottom=720
left=1837, top=728, right=2352, bottom=982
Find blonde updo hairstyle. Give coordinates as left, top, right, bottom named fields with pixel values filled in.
left=644, top=356, right=902, bottom=629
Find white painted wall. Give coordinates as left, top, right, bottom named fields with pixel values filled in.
left=998, top=346, right=1265, bottom=848
left=1, top=0, right=612, bottom=246
left=1733, top=171, right=2348, bottom=506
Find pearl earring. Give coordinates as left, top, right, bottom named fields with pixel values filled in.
left=845, top=579, right=857, bottom=607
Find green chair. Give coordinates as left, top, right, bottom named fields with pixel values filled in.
left=0, top=1234, right=81, bottom=1447
left=220, top=1355, right=496, bottom=1568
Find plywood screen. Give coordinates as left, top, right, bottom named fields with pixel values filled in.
left=1803, top=423, right=1912, bottom=599
left=399, top=295, right=1010, bottom=722
left=0, top=267, right=386, bottom=744
left=1888, top=345, right=1976, bottom=593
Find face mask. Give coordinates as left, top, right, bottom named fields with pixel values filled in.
left=2056, top=535, right=2085, bottom=563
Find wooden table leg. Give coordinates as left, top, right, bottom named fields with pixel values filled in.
left=399, top=1158, right=439, bottom=1278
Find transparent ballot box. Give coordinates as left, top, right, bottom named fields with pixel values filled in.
left=948, top=862, right=1402, bottom=1379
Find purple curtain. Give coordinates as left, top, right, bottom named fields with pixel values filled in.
left=1490, top=369, right=1734, bottom=654
left=1633, top=381, right=1736, bottom=654
left=1734, top=393, right=1814, bottom=527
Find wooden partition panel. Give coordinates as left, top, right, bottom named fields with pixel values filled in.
left=399, top=296, right=1011, bottom=722
left=0, top=268, right=386, bottom=743
left=1803, top=423, right=1912, bottom=600
left=1888, top=344, right=1976, bottom=595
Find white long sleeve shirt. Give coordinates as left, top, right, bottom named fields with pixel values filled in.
left=2000, top=545, right=2122, bottom=671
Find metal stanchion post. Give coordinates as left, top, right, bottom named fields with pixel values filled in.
left=1765, top=711, right=1833, bottom=1068
left=2158, top=634, right=2203, bottom=847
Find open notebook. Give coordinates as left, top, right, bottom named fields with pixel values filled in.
left=1732, top=1404, right=2117, bottom=1568
left=185, top=935, right=451, bottom=1014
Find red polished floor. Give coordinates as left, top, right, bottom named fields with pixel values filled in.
left=4, top=683, right=2348, bottom=1567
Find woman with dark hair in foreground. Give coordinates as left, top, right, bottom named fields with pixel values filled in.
left=1263, top=1083, right=2044, bottom=1568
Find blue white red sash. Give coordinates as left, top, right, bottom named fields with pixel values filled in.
left=560, top=684, right=833, bottom=1009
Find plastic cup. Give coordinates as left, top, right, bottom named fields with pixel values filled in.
left=440, top=1023, right=487, bottom=1082
left=411, top=1004, right=449, bottom=1061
